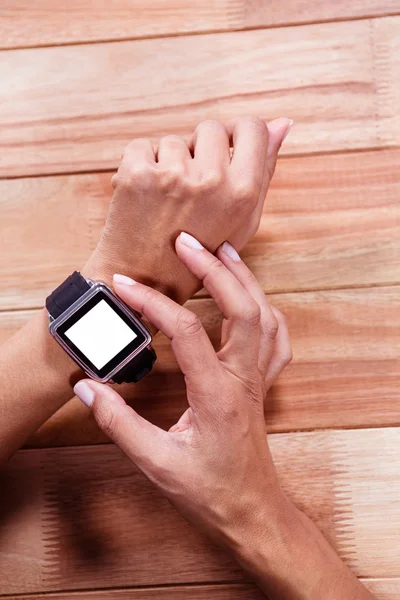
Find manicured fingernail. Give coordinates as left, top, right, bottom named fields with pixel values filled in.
left=113, top=273, right=136, bottom=285
left=179, top=232, right=204, bottom=250
left=221, top=241, right=241, bottom=262
left=283, top=119, right=294, bottom=141
left=74, top=381, right=95, bottom=408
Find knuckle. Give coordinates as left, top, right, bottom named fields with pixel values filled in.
left=233, top=180, right=259, bottom=205
left=96, top=401, right=119, bottom=439
left=123, top=138, right=151, bottom=154
left=157, top=166, right=185, bottom=191
left=242, top=268, right=258, bottom=288
left=203, top=257, right=225, bottom=286
left=176, top=310, right=203, bottom=337
left=262, top=310, right=279, bottom=341
left=273, top=307, right=288, bottom=327
left=199, top=170, right=223, bottom=192
left=116, top=166, right=154, bottom=192
left=241, top=299, right=261, bottom=326
left=111, top=173, right=118, bottom=189
left=140, top=286, right=157, bottom=307
left=239, top=115, right=268, bottom=135
left=284, top=346, right=293, bottom=365
left=277, top=346, right=293, bottom=370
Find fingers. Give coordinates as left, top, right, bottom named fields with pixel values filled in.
left=175, top=233, right=262, bottom=369
left=157, top=134, right=192, bottom=165
left=216, top=241, right=279, bottom=378
left=190, top=120, right=230, bottom=168
left=226, top=116, right=270, bottom=196
left=225, top=117, right=293, bottom=234
left=245, top=117, right=293, bottom=237
left=266, top=117, right=293, bottom=178
left=112, top=274, right=221, bottom=393
left=112, top=138, right=157, bottom=188
left=264, top=307, right=293, bottom=391
left=121, top=138, right=156, bottom=167
left=74, top=380, right=165, bottom=472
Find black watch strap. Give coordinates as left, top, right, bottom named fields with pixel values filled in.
left=46, top=271, right=90, bottom=319
left=46, top=271, right=156, bottom=383
left=111, top=346, right=157, bottom=384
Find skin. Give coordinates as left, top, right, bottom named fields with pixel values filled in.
left=75, top=234, right=375, bottom=600
left=0, top=116, right=290, bottom=462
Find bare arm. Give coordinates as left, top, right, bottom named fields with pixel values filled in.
left=236, top=504, right=374, bottom=599
left=0, top=116, right=291, bottom=463
left=74, top=234, right=375, bottom=600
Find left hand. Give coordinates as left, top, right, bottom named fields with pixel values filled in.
left=74, top=232, right=293, bottom=551
left=83, top=117, right=292, bottom=305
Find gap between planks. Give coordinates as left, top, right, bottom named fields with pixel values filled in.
left=1, top=11, right=400, bottom=53
left=1, top=578, right=400, bottom=599
left=2, top=0, right=400, bottom=51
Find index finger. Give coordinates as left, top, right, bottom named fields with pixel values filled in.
left=112, top=274, right=221, bottom=386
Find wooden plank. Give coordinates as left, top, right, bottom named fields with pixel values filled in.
left=372, top=17, right=400, bottom=148
left=2, top=0, right=400, bottom=49
left=1, top=285, right=400, bottom=448
left=0, top=428, right=399, bottom=594
left=1, top=584, right=264, bottom=600
left=2, top=579, right=399, bottom=600
left=2, top=148, right=400, bottom=311
left=0, top=173, right=110, bottom=310
left=1, top=18, right=392, bottom=178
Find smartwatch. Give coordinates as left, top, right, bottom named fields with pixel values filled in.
left=46, top=272, right=156, bottom=383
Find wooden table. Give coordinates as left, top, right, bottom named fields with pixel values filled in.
left=1, top=1, right=400, bottom=597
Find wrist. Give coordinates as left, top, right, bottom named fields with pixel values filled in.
left=83, top=239, right=200, bottom=308
left=229, top=490, right=300, bottom=574
left=232, top=496, right=364, bottom=600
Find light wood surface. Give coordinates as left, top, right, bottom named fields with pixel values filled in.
left=2, top=17, right=400, bottom=178
left=2, top=579, right=400, bottom=600
left=1, top=2, right=400, bottom=598
left=2, top=148, right=400, bottom=311
left=2, top=0, right=400, bottom=49
left=0, top=428, right=399, bottom=594
left=2, top=285, right=400, bottom=447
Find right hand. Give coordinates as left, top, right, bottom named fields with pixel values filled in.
left=75, top=234, right=376, bottom=600
left=83, top=116, right=292, bottom=304
left=75, top=232, right=294, bottom=551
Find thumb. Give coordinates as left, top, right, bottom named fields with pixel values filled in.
left=266, top=117, right=294, bottom=176
left=74, top=380, right=164, bottom=471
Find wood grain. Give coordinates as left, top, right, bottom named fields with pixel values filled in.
left=2, top=18, right=397, bottom=178
left=1, top=285, right=399, bottom=448
left=0, top=428, right=399, bottom=594
left=2, top=579, right=399, bottom=600
left=3, top=584, right=264, bottom=600
left=372, top=17, right=400, bottom=147
left=2, top=148, right=400, bottom=311
left=2, top=0, right=400, bottom=49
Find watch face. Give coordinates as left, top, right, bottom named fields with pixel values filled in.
left=52, top=287, right=150, bottom=381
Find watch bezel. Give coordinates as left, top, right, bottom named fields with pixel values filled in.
left=49, top=282, right=152, bottom=382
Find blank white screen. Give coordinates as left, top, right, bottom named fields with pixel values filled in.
left=65, top=300, right=137, bottom=370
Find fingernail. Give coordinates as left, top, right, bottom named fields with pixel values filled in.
left=221, top=241, right=241, bottom=262
left=283, top=119, right=294, bottom=141
left=179, top=232, right=204, bottom=250
left=74, top=381, right=95, bottom=408
left=113, top=273, right=136, bottom=285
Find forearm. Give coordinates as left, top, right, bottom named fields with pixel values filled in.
left=0, top=309, right=81, bottom=462
left=0, top=256, right=200, bottom=464
left=232, top=497, right=374, bottom=600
